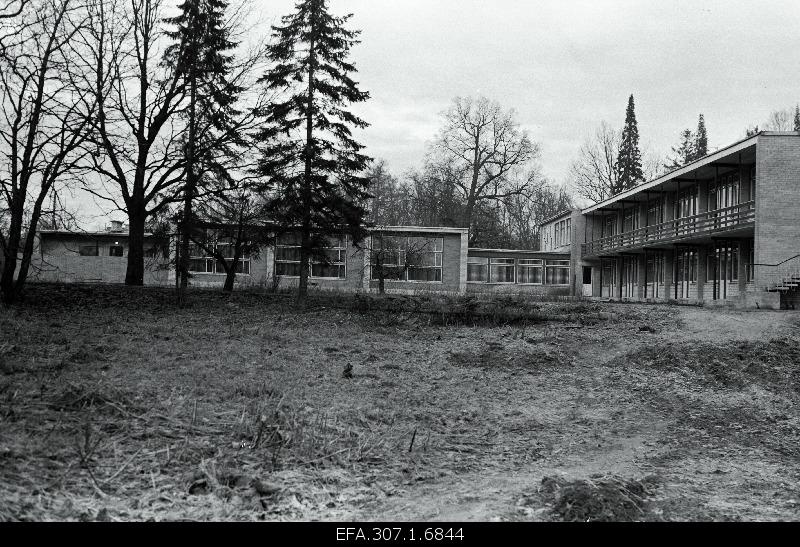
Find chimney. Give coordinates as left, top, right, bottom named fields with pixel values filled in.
left=109, top=220, right=124, bottom=232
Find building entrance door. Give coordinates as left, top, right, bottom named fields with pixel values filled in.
left=582, top=266, right=592, bottom=297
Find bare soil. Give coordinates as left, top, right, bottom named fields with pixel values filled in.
left=1, top=284, right=799, bottom=521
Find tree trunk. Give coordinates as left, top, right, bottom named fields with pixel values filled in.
left=298, top=230, right=310, bottom=304
left=223, top=268, right=236, bottom=292
left=0, top=199, right=24, bottom=305
left=125, top=207, right=146, bottom=285
left=178, top=70, right=197, bottom=304
left=298, top=31, right=316, bottom=305
left=13, top=204, right=46, bottom=300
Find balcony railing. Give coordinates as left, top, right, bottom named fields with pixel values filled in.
left=581, top=201, right=755, bottom=257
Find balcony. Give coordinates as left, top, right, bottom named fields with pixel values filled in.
left=581, top=201, right=755, bottom=257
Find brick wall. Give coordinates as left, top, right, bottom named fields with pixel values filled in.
left=755, top=134, right=800, bottom=286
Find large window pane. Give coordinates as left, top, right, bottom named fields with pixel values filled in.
left=467, top=257, right=488, bottom=283
left=545, top=260, right=570, bottom=285
left=371, top=235, right=443, bottom=283
left=517, top=259, right=543, bottom=284
left=490, top=258, right=515, bottom=283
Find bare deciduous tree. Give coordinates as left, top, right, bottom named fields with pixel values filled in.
left=80, top=0, right=265, bottom=287
left=0, top=0, right=28, bottom=19
left=80, top=0, right=187, bottom=286
left=569, top=121, right=662, bottom=205
left=569, top=121, right=620, bottom=204
left=0, top=0, right=93, bottom=304
left=764, top=108, right=794, bottom=131
left=433, top=96, right=538, bottom=235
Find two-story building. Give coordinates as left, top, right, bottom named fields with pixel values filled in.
left=543, top=131, right=800, bottom=309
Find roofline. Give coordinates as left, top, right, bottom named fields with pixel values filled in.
left=468, top=247, right=568, bottom=255
left=581, top=132, right=766, bottom=214
left=369, top=225, right=468, bottom=234
left=539, top=209, right=575, bottom=225
left=39, top=229, right=154, bottom=237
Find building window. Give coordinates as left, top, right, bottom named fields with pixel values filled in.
left=545, top=259, right=570, bottom=285
left=275, top=233, right=302, bottom=276
left=311, top=235, right=347, bottom=279
left=276, top=233, right=346, bottom=279
left=603, top=214, right=617, bottom=237
left=623, top=208, right=638, bottom=233
left=467, top=257, right=488, bottom=283
left=109, top=245, right=124, bottom=257
left=79, top=245, right=98, bottom=256
left=675, top=250, right=698, bottom=283
left=677, top=186, right=698, bottom=218
left=709, top=172, right=740, bottom=210
left=517, top=259, right=543, bottom=284
left=370, top=235, right=442, bottom=283
left=489, top=258, right=515, bottom=283
left=552, top=218, right=572, bottom=248
left=647, top=198, right=663, bottom=226
left=706, top=244, right=738, bottom=282
left=646, top=254, right=664, bottom=285
left=189, top=239, right=251, bottom=275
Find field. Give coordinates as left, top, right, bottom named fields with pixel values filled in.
left=1, top=283, right=800, bottom=522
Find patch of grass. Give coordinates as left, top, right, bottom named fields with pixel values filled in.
left=622, top=339, right=800, bottom=394
left=540, top=475, right=660, bottom=522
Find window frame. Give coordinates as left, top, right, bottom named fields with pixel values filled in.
left=545, top=259, right=570, bottom=286
left=516, top=258, right=543, bottom=285
left=369, top=235, right=443, bottom=284
left=467, top=256, right=489, bottom=284
left=189, top=236, right=252, bottom=276
left=275, top=233, right=347, bottom=280
left=79, top=244, right=99, bottom=257
left=489, top=257, right=516, bottom=284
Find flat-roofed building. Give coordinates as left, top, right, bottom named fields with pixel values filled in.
left=561, top=131, right=800, bottom=309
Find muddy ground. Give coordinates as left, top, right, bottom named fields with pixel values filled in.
left=1, top=284, right=799, bottom=521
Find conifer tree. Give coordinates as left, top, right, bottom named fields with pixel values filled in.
left=694, top=114, right=708, bottom=160
left=163, top=0, right=243, bottom=296
left=615, top=94, right=644, bottom=194
left=664, top=129, right=695, bottom=172
left=254, top=0, right=371, bottom=303
left=794, top=105, right=800, bottom=132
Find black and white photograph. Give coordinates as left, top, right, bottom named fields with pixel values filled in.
left=1, top=0, right=800, bottom=529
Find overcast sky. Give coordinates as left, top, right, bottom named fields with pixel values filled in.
left=259, top=0, right=800, bottom=184
left=78, top=0, right=800, bottom=227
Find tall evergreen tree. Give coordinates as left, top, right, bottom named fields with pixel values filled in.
left=794, top=105, right=800, bottom=132
left=255, top=0, right=371, bottom=303
left=694, top=114, right=708, bottom=160
left=664, top=129, right=695, bottom=172
left=615, top=94, right=644, bottom=194
left=163, top=0, right=243, bottom=298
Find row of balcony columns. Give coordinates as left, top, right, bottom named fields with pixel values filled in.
left=589, top=239, right=751, bottom=301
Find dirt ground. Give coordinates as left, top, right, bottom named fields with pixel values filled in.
left=1, top=284, right=799, bottom=522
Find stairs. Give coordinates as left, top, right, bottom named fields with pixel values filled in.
left=766, top=273, right=800, bottom=292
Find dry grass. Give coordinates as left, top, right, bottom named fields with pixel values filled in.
left=1, top=283, right=799, bottom=521
left=538, top=474, right=661, bottom=522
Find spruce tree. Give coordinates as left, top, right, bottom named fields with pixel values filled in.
left=254, top=0, right=371, bottom=303
left=615, top=94, right=644, bottom=194
left=794, top=105, right=800, bottom=132
left=693, top=114, right=708, bottom=160
left=163, top=0, right=243, bottom=297
left=664, top=129, right=695, bottom=172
